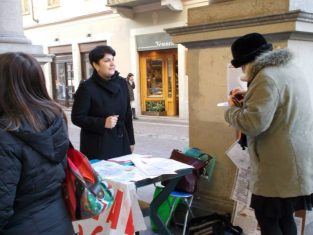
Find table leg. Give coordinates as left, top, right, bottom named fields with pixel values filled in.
left=149, top=177, right=181, bottom=235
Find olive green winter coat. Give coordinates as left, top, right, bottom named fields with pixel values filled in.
left=225, top=49, right=313, bottom=197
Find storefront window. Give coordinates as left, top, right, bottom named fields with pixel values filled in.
left=53, top=55, right=74, bottom=107
left=146, top=59, right=163, bottom=97
left=55, top=63, right=66, bottom=101
left=66, top=63, right=74, bottom=100
left=22, top=0, right=30, bottom=15
left=167, top=57, right=173, bottom=98
left=47, top=0, right=60, bottom=8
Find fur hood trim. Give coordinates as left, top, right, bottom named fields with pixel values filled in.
left=247, top=49, right=293, bottom=80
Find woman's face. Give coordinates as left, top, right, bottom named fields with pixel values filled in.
left=93, top=53, right=115, bottom=79
left=241, top=64, right=247, bottom=73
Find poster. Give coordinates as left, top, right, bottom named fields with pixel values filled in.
left=72, top=181, right=146, bottom=235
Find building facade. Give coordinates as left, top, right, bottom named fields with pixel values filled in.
left=22, top=0, right=209, bottom=119
left=21, top=0, right=313, bottom=217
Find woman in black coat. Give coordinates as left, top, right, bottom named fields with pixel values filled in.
left=71, top=45, right=135, bottom=160
left=0, top=53, right=74, bottom=235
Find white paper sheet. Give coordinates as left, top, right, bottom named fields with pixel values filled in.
left=217, top=102, right=229, bottom=107
left=92, top=160, right=149, bottom=182
left=231, top=168, right=252, bottom=206
left=226, top=141, right=250, bottom=169
left=93, top=155, right=193, bottom=182
left=132, top=157, right=192, bottom=178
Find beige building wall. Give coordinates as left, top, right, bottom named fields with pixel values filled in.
left=23, top=0, right=209, bottom=119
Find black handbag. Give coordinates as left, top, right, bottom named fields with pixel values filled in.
left=187, top=213, right=243, bottom=235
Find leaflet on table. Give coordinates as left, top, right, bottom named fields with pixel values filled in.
left=110, top=153, right=193, bottom=174
left=108, top=153, right=152, bottom=166
left=131, top=157, right=192, bottom=178
left=92, top=160, right=147, bottom=182
left=92, top=154, right=193, bottom=182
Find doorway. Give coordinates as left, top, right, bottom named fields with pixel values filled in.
left=51, top=54, right=74, bottom=107
left=139, top=49, right=178, bottom=116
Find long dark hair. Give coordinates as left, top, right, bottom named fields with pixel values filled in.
left=0, top=52, right=64, bottom=131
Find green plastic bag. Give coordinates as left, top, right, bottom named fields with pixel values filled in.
left=150, top=185, right=181, bottom=232
left=184, top=147, right=216, bottom=181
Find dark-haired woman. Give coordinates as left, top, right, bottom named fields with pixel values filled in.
left=71, top=45, right=135, bottom=160
left=0, top=52, right=74, bottom=235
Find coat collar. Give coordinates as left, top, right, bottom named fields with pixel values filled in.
left=246, top=49, right=293, bottom=81
left=92, top=71, right=121, bottom=94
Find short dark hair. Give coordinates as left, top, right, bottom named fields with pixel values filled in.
left=89, top=45, right=116, bottom=69
left=127, top=73, right=134, bottom=80
left=0, top=52, right=63, bottom=131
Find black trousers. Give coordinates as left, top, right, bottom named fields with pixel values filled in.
left=254, top=208, right=297, bottom=235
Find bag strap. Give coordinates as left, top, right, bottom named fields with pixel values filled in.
left=69, top=141, right=74, bottom=149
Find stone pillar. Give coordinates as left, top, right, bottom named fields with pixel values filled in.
left=0, top=0, right=47, bottom=58
left=166, top=0, right=313, bottom=214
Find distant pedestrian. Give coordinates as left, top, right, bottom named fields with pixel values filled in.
left=71, top=45, right=135, bottom=160
left=126, top=73, right=138, bottom=119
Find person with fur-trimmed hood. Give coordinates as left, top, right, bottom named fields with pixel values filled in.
left=225, top=33, right=313, bottom=235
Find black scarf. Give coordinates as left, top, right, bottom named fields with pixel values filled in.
left=92, top=71, right=121, bottom=95
left=238, top=133, right=247, bottom=150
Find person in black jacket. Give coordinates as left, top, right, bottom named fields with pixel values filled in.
left=0, top=52, right=74, bottom=235
left=126, top=73, right=138, bottom=120
left=71, top=45, right=135, bottom=160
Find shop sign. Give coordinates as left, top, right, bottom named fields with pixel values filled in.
left=136, top=32, right=177, bottom=51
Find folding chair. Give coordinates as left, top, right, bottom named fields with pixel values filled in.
left=165, top=155, right=216, bottom=235
left=166, top=191, right=194, bottom=235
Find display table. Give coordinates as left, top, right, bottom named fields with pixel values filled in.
left=72, top=155, right=193, bottom=235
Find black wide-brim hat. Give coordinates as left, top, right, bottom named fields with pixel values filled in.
left=231, top=33, right=273, bottom=68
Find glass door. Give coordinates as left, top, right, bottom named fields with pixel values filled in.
left=139, top=49, right=178, bottom=116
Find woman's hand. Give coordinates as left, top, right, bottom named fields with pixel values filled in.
left=228, top=89, right=246, bottom=107
left=130, top=145, right=135, bottom=153
left=104, top=115, right=119, bottom=129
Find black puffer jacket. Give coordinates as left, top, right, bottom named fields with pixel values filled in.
left=0, top=116, right=74, bottom=235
